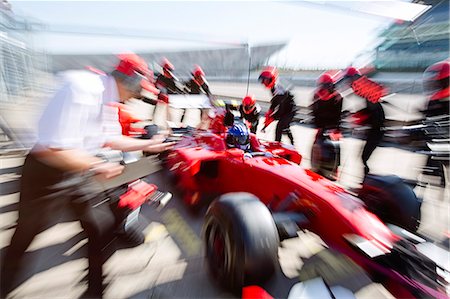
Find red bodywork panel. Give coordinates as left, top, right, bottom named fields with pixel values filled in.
left=242, top=286, right=274, bottom=299
left=257, top=140, right=302, bottom=164
left=167, top=131, right=397, bottom=257
left=118, top=180, right=157, bottom=210
left=209, top=107, right=229, bottom=134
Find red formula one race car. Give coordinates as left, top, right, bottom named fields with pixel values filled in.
left=165, top=109, right=449, bottom=298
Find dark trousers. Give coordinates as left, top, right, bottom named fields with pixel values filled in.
left=0, top=153, right=113, bottom=298
left=362, top=128, right=384, bottom=175
left=275, top=116, right=294, bottom=145
left=249, top=120, right=259, bottom=134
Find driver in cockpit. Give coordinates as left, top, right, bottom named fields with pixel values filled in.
left=225, top=122, right=251, bottom=152
left=225, top=121, right=276, bottom=159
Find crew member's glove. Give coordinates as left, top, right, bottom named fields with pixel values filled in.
left=262, top=109, right=274, bottom=133
left=352, top=110, right=369, bottom=126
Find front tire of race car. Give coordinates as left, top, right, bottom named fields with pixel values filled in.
left=203, top=193, right=279, bottom=293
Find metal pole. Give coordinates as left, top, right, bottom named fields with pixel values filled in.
left=246, top=43, right=251, bottom=95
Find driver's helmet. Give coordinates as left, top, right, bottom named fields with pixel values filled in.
left=423, top=60, right=450, bottom=101
left=242, top=95, right=256, bottom=114
left=258, top=66, right=278, bottom=89
left=226, top=122, right=250, bottom=151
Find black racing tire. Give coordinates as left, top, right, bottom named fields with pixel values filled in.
left=310, top=141, right=322, bottom=173
left=203, top=193, right=279, bottom=293
left=311, top=137, right=340, bottom=180
left=359, top=175, right=421, bottom=232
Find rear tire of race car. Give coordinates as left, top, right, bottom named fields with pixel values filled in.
left=203, top=193, right=280, bottom=293
left=311, top=136, right=340, bottom=181
left=310, top=141, right=322, bottom=173
left=359, top=175, right=421, bottom=232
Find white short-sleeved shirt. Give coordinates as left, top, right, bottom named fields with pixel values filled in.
left=37, top=71, right=122, bottom=154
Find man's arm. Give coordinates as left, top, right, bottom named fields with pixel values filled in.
left=268, top=96, right=281, bottom=119
left=106, top=135, right=175, bottom=153
left=239, top=105, right=245, bottom=119
left=37, top=136, right=173, bottom=176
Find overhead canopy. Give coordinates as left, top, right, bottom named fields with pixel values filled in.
left=302, top=0, right=431, bottom=22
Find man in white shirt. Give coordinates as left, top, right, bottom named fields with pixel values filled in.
left=1, top=53, right=174, bottom=298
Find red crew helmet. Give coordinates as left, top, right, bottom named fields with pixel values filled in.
left=316, top=73, right=336, bottom=92
left=258, top=66, right=278, bottom=89
left=345, top=66, right=361, bottom=78
left=192, top=65, right=205, bottom=78
left=423, top=60, right=450, bottom=101
left=115, top=53, right=155, bottom=94
left=160, top=57, right=174, bottom=71
left=242, top=95, right=256, bottom=114
left=116, top=53, right=149, bottom=76
left=317, top=73, right=334, bottom=86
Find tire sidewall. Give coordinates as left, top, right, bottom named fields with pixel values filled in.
left=203, top=193, right=279, bottom=292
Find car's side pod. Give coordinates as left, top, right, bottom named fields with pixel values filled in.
left=269, top=191, right=309, bottom=241
left=272, top=212, right=308, bottom=241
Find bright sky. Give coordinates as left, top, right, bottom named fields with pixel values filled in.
left=10, top=1, right=394, bottom=69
